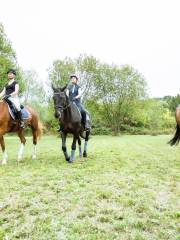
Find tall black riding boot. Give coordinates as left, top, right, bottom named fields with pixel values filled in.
left=17, top=110, right=25, bottom=128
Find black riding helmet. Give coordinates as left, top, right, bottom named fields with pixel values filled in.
left=7, top=69, right=16, bottom=75
left=70, top=73, right=78, bottom=80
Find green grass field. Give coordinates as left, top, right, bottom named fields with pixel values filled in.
left=0, top=135, right=179, bottom=240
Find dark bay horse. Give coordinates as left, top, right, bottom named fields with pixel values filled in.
left=168, top=105, right=180, bottom=146
left=0, top=100, right=42, bottom=164
left=52, top=85, right=91, bottom=163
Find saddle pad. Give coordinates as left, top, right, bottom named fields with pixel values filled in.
left=8, top=105, right=30, bottom=120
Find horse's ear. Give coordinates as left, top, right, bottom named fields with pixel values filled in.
left=51, top=83, right=56, bottom=91
left=60, top=85, right=67, bottom=92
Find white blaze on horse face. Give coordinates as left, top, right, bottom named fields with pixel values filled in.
left=32, top=145, right=37, bottom=159
left=18, top=143, right=24, bottom=161
left=2, top=151, right=8, bottom=165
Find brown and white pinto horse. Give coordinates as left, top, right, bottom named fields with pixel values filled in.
left=0, top=100, right=42, bottom=164
left=168, top=105, right=180, bottom=146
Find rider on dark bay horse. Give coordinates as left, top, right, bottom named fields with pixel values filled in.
left=0, top=69, right=25, bottom=128
left=57, top=73, right=90, bottom=132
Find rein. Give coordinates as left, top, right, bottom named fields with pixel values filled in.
left=55, top=103, right=71, bottom=111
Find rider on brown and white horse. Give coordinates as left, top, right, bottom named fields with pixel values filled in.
left=0, top=69, right=25, bottom=128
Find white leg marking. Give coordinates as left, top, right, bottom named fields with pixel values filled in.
left=79, top=146, right=82, bottom=158
left=32, top=145, right=37, bottom=159
left=2, top=151, right=8, bottom=165
left=18, top=144, right=24, bottom=162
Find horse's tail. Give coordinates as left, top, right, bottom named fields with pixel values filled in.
left=37, top=119, right=43, bottom=139
left=168, top=124, right=180, bottom=146
left=27, top=106, right=43, bottom=139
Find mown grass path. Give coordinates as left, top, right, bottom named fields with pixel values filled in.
left=0, top=135, right=179, bottom=240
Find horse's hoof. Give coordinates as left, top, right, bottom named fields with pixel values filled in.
left=83, top=152, right=87, bottom=158
left=68, top=158, right=74, bottom=163
left=66, top=157, right=70, bottom=162
left=68, top=160, right=74, bottom=163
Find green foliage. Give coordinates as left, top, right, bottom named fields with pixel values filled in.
left=48, top=55, right=149, bottom=134
left=49, top=54, right=100, bottom=103
left=0, top=22, right=24, bottom=93
left=93, top=64, right=147, bottom=132
left=40, top=100, right=59, bottom=132
left=145, top=99, right=174, bottom=131
left=22, top=69, right=46, bottom=104
left=46, top=54, right=178, bottom=134
left=85, top=98, right=175, bottom=135
left=0, top=23, right=176, bottom=135
left=76, top=54, right=100, bottom=103
left=91, top=126, right=112, bottom=135
left=20, top=69, right=53, bottom=133
left=49, top=58, right=75, bottom=87
left=164, top=94, right=180, bottom=112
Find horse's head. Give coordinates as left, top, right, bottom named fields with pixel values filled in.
left=52, top=85, right=68, bottom=119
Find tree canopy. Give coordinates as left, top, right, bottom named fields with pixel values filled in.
left=0, top=22, right=24, bottom=93
left=0, top=23, right=177, bottom=134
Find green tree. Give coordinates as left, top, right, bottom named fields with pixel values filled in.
left=145, top=99, right=174, bottom=133
left=76, top=54, right=99, bottom=103
left=164, top=94, right=180, bottom=112
left=48, top=54, right=99, bottom=103
left=0, top=22, right=24, bottom=93
left=22, top=69, right=46, bottom=105
left=94, top=64, right=147, bottom=132
left=48, top=55, right=148, bottom=133
left=49, top=58, right=75, bottom=87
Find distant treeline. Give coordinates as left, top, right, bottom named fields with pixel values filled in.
left=0, top=22, right=179, bottom=135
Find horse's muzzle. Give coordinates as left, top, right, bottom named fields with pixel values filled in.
left=54, top=110, right=61, bottom=119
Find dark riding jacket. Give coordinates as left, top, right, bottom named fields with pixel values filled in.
left=5, top=81, right=18, bottom=95
left=67, top=84, right=81, bottom=104
left=67, top=83, right=85, bottom=115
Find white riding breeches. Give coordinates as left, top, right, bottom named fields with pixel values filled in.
left=9, top=96, right=21, bottom=111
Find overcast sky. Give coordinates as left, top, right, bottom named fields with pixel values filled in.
left=0, top=0, right=180, bottom=97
